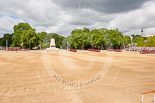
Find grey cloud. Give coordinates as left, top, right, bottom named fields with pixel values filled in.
left=70, top=21, right=91, bottom=26
left=52, top=0, right=148, bottom=14
left=0, top=0, right=155, bottom=37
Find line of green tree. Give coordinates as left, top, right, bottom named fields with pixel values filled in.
left=131, top=35, right=155, bottom=47
left=0, top=22, right=155, bottom=49
left=0, top=22, right=64, bottom=49
left=61, top=28, right=125, bottom=49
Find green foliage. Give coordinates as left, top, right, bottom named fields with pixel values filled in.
left=99, top=28, right=110, bottom=49
left=69, top=28, right=91, bottom=49
left=12, top=22, right=38, bottom=49
left=0, top=22, right=64, bottom=49
left=144, top=37, right=155, bottom=47
left=0, top=38, right=2, bottom=45
left=2, top=22, right=155, bottom=50
left=106, top=29, right=123, bottom=49
left=123, top=35, right=131, bottom=46
left=136, top=37, right=144, bottom=46
left=131, top=34, right=155, bottom=47
left=132, top=35, right=141, bottom=43
left=67, top=27, right=124, bottom=49
left=0, top=33, right=12, bottom=46
left=131, top=35, right=143, bottom=46
left=37, top=32, right=47, bottom=43
left=12, top=23, right=31, bottom=46
left=90, top=29, right=102, bottom=49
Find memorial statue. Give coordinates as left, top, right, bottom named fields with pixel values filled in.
left=47, top=38, right=59, bottom=50
left=50, top=38, right=56, bottom=47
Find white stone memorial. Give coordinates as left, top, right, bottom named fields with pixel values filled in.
left=47, top=38, right=59, bottom=50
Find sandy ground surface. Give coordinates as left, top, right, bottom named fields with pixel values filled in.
left=0, top=50, right=155, bottom=103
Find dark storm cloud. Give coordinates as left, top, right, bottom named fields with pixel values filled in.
left=70, top=21, right=91, bottom=26
left=52, top=0, right=148, bottom=14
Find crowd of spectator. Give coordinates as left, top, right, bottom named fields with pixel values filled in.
left=125, top=47, right=155, bottom=51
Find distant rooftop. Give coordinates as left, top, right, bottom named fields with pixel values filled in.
left=145, top=33, right=155, bottom=37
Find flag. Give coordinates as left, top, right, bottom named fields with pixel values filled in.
left=20, top=42, right=23, bottom=46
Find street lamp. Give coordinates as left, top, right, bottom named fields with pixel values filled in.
left=67, top=41, right=69, bottom=51
left=6, top=39, right=8, bottom=51
left=130, top=36, right=133, bottom=47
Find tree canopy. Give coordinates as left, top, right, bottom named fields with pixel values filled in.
left=123, top=35, right=131, bottom=46
left=66, top=28, right=124, bottom=49
left=11, top=23, right=38, bottom=49
left=0, top=22, right=155, bottom=49
left=0, top=33, right=12, bottom=47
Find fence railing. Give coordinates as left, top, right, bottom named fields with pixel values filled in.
left=141, top=91, right=155, bottom=103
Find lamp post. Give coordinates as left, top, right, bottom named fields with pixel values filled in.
left=6, top=39, right=8, bottom=51
left=130, top=36, right=133, bottom=47
left=101, top=43, right=103, bottom=50
left=130, top=36, right=133, bottom=51
left=40, top=41, right=41, bottom=50
left=67, top=41, right=68, bottom=51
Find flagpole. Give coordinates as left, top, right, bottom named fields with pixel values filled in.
left=22, top=42, right=23, bottom=49
left=6, top=39, right=8, bottom=51
left=5, top=39, right=7, bottom=51
left=40, top=41, right=41, bottom=50
left=21, top=42, right=23, bottom=49
left=67, top=41, right=68, bottom=51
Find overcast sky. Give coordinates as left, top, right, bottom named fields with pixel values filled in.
left=0, top=0, right=155, bottom=37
